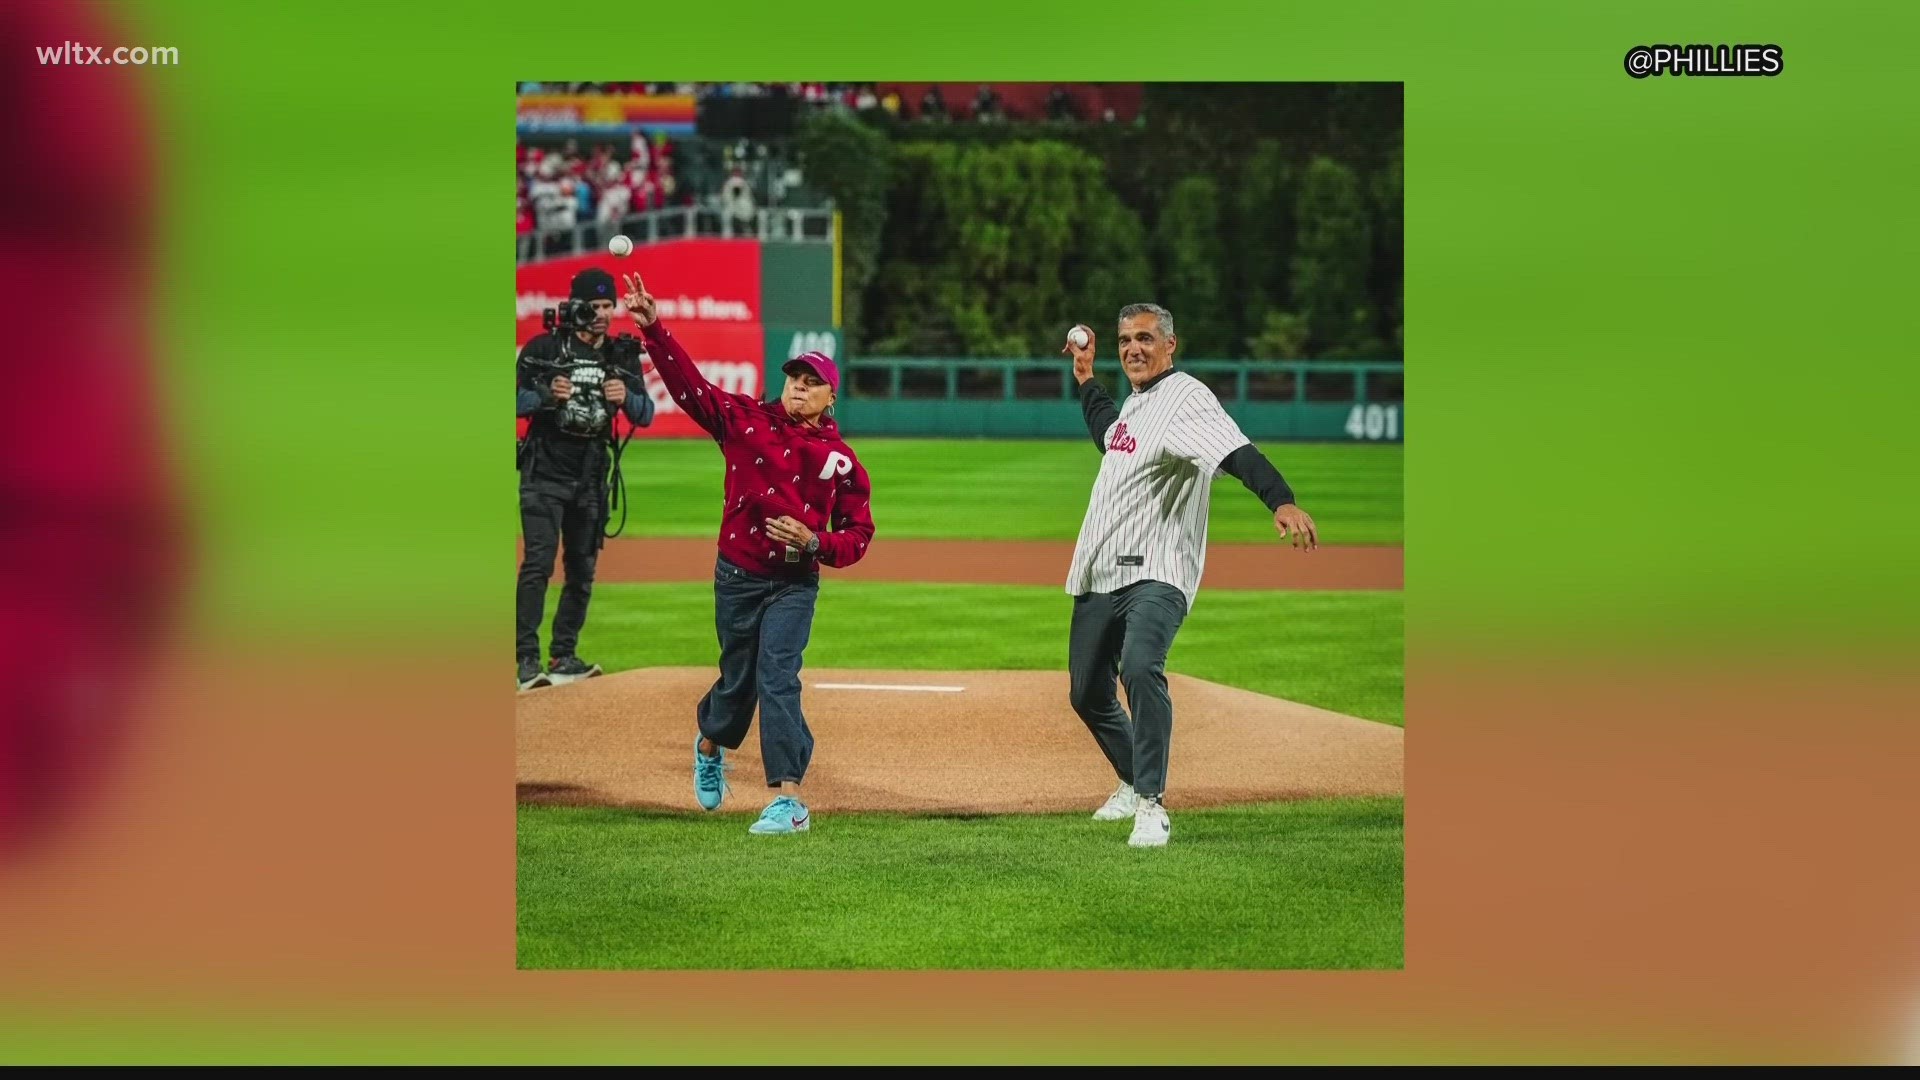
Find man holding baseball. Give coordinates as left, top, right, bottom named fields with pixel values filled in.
left=1062, top=303, right=1317, bottom=847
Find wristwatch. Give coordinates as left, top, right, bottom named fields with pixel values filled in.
left=805, top=535, right=820, bottom=555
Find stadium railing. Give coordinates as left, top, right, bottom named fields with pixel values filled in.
left=836, top=358, right=1405, bottom=441
left=518, top=205, right=834, bottom=263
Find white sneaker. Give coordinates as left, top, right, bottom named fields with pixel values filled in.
left=1092, top=782, right=1139, bottom=821
left=1128, top=797, right=1170, bottom=848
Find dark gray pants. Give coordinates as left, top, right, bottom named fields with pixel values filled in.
left=516, top=475, right=602, bottom=661
left=699, top=556, right=820, bottom=787
left=1068, top=581, right=1189, bottom=799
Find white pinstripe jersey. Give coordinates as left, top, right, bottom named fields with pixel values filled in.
left=1065, top=370, right=1252, bottom=611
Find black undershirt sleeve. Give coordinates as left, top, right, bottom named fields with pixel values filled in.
left=1078, top=379, right=1120, bottom=453
left=1219, top=443, right=1296, bottom=512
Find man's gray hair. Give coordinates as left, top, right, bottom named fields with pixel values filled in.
left=1117, top=302, right=1175, bottom=339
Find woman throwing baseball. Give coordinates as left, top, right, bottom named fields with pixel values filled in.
left=620, top=272, right=875, bottom=835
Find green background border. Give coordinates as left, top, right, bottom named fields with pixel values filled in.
left=11, top=0, right=1904, bottom=1064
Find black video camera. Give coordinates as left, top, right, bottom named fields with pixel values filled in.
left=605, top=332, right=644, bottom=366
left=543, top=298, right=599, bottom=335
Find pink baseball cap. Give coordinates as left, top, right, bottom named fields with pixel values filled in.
left=782, top=351, right=840, bottom=393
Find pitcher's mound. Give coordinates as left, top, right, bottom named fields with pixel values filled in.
left=517, top=667, right=1401, bottom=814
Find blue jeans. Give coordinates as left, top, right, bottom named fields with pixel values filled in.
left=698, top=556, right=820, bottom=787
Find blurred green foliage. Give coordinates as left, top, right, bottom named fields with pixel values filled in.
left=833, top=84, right=1402, bottom=359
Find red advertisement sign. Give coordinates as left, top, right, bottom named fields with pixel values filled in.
left=618, top=320, right=766, bottom=439
left=517, top=241, right=765, bottom=440
left=515, top=240, right=761, bottom=342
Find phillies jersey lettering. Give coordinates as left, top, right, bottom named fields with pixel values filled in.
left=1066, top=371, right=1250, bottom=612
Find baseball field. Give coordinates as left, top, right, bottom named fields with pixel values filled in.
left=516, top=438, right=1403, bottom=969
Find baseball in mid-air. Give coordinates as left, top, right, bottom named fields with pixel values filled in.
left=1068, top=326, right=1090, bottom=349
left=608, top=234, right=634, bottom=257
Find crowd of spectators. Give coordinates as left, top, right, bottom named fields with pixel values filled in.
left=517, top=131, right=821, bottom=256
left=516, top=131, right=688, bottom=248
left=515, top=83, right=1131, bottom=256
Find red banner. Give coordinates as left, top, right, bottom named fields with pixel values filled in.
left=517, top=240, right=764, bottom=439
left=516, top=240, right=761, bottom=343
left=618, top=320, right=766, bottom=438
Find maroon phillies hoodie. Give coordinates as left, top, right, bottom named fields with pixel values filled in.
left=640, top=320, right=875, bottom=578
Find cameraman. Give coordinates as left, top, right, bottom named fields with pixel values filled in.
left=516, top=267, right=655, bottom=691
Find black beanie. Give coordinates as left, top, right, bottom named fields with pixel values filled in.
left=570, top=268, right=616, bottom=302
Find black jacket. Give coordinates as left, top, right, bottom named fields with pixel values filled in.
left=515, top=331, right=654, bottom=482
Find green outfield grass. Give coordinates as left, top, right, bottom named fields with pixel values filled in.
left=625, top=439, right=1402, bottom=545
left=518, top=797, right=1402, bottom=970
left=555, top=582, right=1403, bottom=725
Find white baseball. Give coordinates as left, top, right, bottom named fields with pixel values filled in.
left=608, top=234, right=633, bottom=257
left=1068, top=326, right=1090, bottom=349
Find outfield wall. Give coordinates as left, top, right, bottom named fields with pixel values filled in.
left=515, top=239, right=837, bottom=440
left=516, top=240, right=1401, bottom=443
left=837, top=359, right=1404, bottom=442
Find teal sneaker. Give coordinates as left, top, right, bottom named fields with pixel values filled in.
left=748, top=795, right=810, bottom=835
left=693, top=737, right=729, bottom=811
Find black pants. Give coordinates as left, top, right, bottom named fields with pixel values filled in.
left=1067, top=581, right=1190, bottom=799
left=516, top=474, right=603, bottom=661
left=698, top=556, right=820, bottom=787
